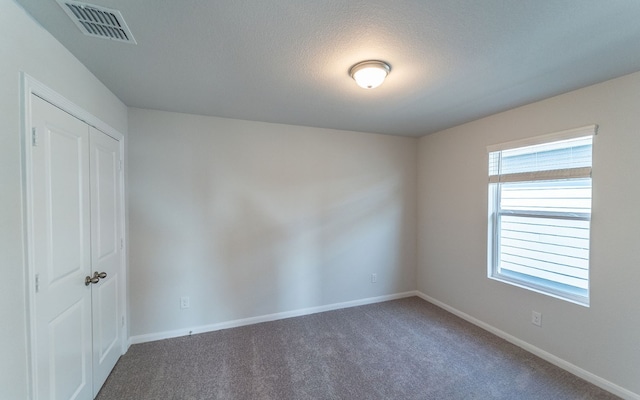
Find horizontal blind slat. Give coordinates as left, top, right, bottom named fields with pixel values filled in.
left=501, top=245, right=589, bottom=269
left=500, top=261, right=589, bottom=289
left=502, top=229, right=589, bottom=249
left=501, top=237, right=589, bottom=259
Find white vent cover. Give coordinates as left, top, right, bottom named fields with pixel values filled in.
left=57, top=0, right=136, bottom=44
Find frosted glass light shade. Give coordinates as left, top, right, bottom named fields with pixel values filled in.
left=349, top=60, right=391, bottom=89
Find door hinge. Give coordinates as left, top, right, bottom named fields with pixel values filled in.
left=120, top=238, right=124, bottom=250
left=35, top=274, right=40, bottom=293
left=119, top=159, right=123, bottom=171
left=31, top=127, right=38, bottom=146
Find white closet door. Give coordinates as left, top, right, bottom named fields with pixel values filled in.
left=30, top=95, right=124, bottom=400
left=32, top=95, right=93, bottom=400
left=89, top=127, right=122, bottom=396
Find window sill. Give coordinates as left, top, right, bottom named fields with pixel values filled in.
left=488, top=274, right=589, bottom=307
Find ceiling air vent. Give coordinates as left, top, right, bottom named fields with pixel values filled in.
left=57, top=0, right=136, bottom=44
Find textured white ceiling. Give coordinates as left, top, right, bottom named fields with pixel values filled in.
left=15, top=0, right=640, bottom=136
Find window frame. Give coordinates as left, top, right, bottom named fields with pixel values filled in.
left=487, top=125, right=597, bottom=306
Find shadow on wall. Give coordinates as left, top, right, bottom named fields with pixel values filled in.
left=128, top=130, right=415, bottom=335
left=209, top=172, right=408, bottom=320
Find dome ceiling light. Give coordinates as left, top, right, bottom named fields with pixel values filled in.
left=349, top=60, right=391, bottom=89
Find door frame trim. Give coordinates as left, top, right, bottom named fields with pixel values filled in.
left=20, top=73, right=128, bottom=399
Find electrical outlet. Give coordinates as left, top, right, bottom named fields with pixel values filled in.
left=180, top=296, right=190, bottom=309
left=371, top=273, right=377, bottom=283
left=531, top=311, right=542, bottom=327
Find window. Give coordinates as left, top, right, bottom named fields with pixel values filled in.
left=487, top=125, right=596, bottom=306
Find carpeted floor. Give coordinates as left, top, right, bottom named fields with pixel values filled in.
left=96, top=297, right=618, bottom=399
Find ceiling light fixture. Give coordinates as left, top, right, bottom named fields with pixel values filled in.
left=349, top=60, right=391, bottom=89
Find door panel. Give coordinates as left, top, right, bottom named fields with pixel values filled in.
left=32, top=95, right=93, bottom=400
left=93, top=137, right=117, bottom=260
left=89, top=127, right=122, bottom=396
left=49, top=300, right=89, bottom=400
left=94, top=277, right=119, bottom=362
left=49, top=128, right=86, bottom=282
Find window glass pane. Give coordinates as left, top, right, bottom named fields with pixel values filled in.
left=489, top=136, right=592, bottom=176
left=498, top=214, right=590, bottom=291
left=500, top=143, right=591, bottom=175
left=500, top=179, right=591, bottom=214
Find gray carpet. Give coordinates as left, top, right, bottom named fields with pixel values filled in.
left=97, top=297, right=618, bottom=399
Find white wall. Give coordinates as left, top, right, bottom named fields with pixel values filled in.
left=417, top=71, right=640, bottom=396
left=0, top=1, right=128, bottom=398
left=127, top=108, right=418, bottom=337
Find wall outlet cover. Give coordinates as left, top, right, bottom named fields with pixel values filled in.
left=180, top=296, right=190, bottom=309
left=532, top=311, right=542, bottom=327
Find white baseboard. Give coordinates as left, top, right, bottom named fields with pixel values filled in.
left=414, top=291, right=639, bottom=400
left=129, top=291, right=418, bottom=346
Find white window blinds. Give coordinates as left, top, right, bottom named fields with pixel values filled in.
left=488, top=125, right=596, bottom=184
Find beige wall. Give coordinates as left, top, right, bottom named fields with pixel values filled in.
left=0, top=1, right=127, bottom=398
left=417, top=71, right=640, bottom=395
left=127, top=108, right=418, bottom=337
